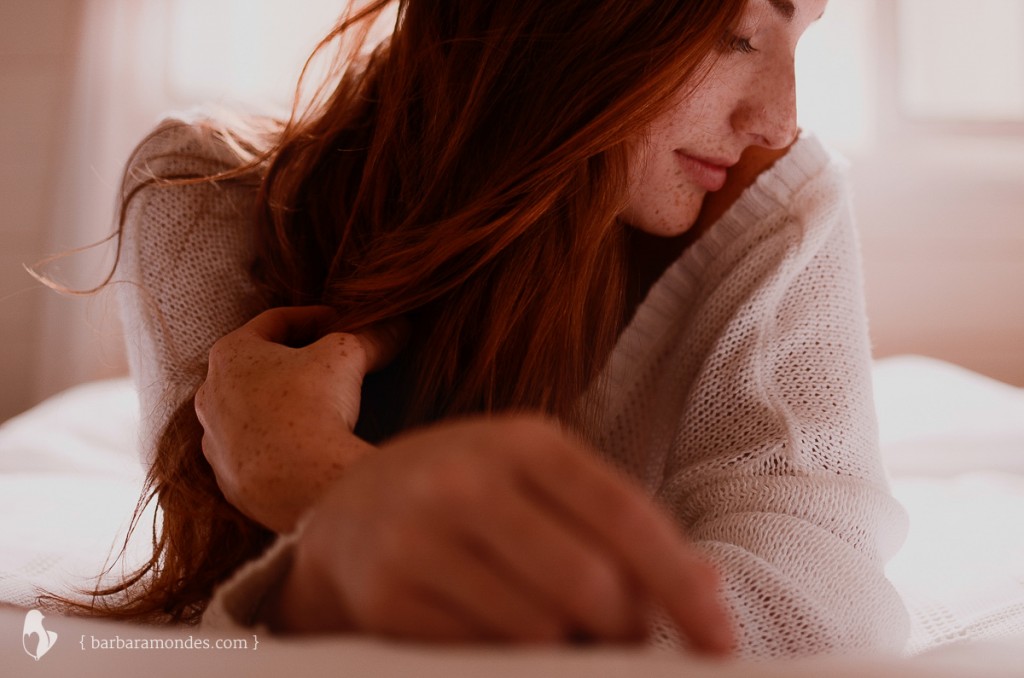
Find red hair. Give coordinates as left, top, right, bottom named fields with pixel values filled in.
left=74, top=0, right=747, bottom=622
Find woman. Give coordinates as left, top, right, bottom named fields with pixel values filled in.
left=106, top=0, right=908, bottom=658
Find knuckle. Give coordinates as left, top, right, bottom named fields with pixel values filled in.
left=567, top=556, right=620, bottom=608
left=373, top=523, right=417, bottom=567
left=438, top=471, right=484, bottom=509
left=492, top=415, right=569, bottom=463
left=601, top=491, right=648, bottom=535
left=356, top=575, right=397, bottom=627
left=335, top=332, right=366, bottom=359
left=210, top=464, right=241, bottom=506
left=198, top=430, right=215, bottom=463
left=206, top=335, right=234, bottom=369
left=416, top=460, right=486, bottom=508
left=504, top=414, right=561, bottom=441
left=313, top=332, right=371, bottom=375
left=194, top=383, right=209, bottom=417
left=214, top=465, right=248, bottom=505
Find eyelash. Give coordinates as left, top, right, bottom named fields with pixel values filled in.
left=723, top=32, right=758, bottom=54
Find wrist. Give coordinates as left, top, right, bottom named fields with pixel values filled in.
left=241, top=435, right=378, bottom=535
left=258, top=518, right=353, bottom=634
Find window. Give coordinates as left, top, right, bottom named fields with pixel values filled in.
left=165, top=0, right=347, bottom=110
left=898, top=0, right=1024, bottom=123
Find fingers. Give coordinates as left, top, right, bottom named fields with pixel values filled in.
left=238, top=305, right=408, bottom=375
left=310, top=315, right=410, bottom=376
left=241, top=305, right=341, bottom=347
left=521, top=439, right=735, bottom=654
left=280, top=415, right=733, bottom=649
left=351, top=315, right=410, bottom=373
left=395, top=529, right=566, bottom=643
left=364, top=592, right=491, bottom=644
left=461, top=486, right=644, bottom=643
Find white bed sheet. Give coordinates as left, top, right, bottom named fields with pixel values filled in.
left=874, top=357, right=1024, bottom=653
left=1, top=355, right=1023, bottom=675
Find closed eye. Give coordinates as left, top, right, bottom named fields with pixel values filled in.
left=722, top=32, right=758, bottom=54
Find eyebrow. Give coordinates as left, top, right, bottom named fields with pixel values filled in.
left=766, top=0, right=796, bottom=22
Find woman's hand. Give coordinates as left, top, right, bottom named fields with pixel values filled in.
left=195, top=306, right=407, bottom=533
left=266, top=416, right=735, bottom=654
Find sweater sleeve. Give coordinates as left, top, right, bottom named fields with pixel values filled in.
left=590, top=135, right=910, bottom=658
left=116, top=118, right=265, bottom=469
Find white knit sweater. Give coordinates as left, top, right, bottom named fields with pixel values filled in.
left=117, top=119, right=910, bottom=659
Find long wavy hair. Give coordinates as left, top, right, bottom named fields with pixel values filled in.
left=71, top=0, right=747, bottom=623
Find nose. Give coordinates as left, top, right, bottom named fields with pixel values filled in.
left=731, top=58, right=798, bottom=149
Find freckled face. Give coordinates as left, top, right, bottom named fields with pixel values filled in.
left=620, top=0, right=828, bottom=237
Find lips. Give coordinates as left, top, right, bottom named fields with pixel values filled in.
left=675, top=151, right=736, bottom=192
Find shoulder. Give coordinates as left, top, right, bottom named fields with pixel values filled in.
left=122, top=115, right=259, bottom=196
left=116, top=117, right=275, bottom=466
left=116, top=117, right=271, bottom=390
left=116, top=115, right=267, bottom=287
left=119, top=112, right=270, bottom=236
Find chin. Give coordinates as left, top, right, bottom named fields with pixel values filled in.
left=621, top=191, right=705, bottom=238
left=631, top=221, right=693, bottom=238
left=628, top=207, right=702, bottom=238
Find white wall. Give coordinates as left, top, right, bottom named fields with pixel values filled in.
left=854, top=136, right=1024, bottom=386
left=809, top=0, right=1024, bottom=386
left=0, top=0, right=85, bottom=423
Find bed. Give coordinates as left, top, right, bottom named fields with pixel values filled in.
left=2, top=355, right=1023, bottom=675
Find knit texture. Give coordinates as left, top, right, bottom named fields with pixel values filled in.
left=579, top=136, right=910, bottom=657
left=118, top=119, right=910, bottom=658
left=117, top=119, right=263, bottom=463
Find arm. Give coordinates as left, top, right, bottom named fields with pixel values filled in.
left=116, top=118, right=266, bottom=470
left=118, top=120, right=384, bottom=533
left=593, top=135, right=910, bottom=657
left=208, top=414, right=735, bottom=651
left=194, top=311, right=735, bottom=650
left=195, top=306, right=406, bottom=532
left=673, top=138, right=908, bottom=656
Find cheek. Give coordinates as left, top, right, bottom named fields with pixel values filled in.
left=678, top=62, right=747, bottom=133
left=618, top=76, right=738, bottom=237
left=621, top=153, right=706, bottom=237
